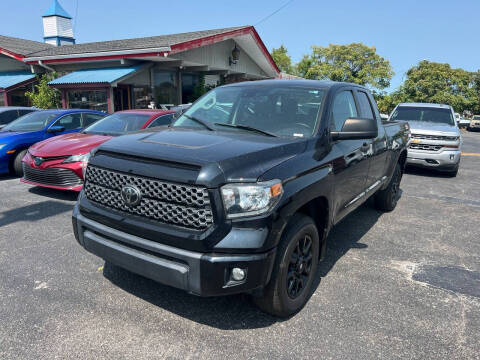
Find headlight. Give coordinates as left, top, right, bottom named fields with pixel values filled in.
left=221, top=180, right=283, bottom=219
left=63, top=153, right=90, bottom=163
left=63, top=153, right=90, bottom=179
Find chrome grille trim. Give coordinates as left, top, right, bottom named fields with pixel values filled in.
left=23, top=163, right=82, bottom=187
left=411, top=134, right=457, bottom=141
left=409, top=143, right=442, bottom=151
left=84, top=165, right=213, bottom=230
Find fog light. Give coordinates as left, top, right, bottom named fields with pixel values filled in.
left=450, top=154, right=455, bottom=160
left=231, top=267, right=246, bottom=281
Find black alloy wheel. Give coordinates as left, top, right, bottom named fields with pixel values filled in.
left=287, top=234, right=313, bottom=299
left=253, top=214, right=320, bottom=317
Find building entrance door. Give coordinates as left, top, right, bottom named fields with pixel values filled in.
left=114, top=86, right=131, bottom=111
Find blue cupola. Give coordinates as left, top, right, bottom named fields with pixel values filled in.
left=42, top=0, right=75, bottom=46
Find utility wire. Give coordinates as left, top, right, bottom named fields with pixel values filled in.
left=254, top=0, right=295, bottom=26
left=73, top=0, right=79, bottom=33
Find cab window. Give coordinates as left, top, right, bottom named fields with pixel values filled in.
left=356, top=91, right=375, bottom=119
left=331, top=90, right=358, bottom=131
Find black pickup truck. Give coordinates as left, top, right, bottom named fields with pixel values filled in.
left=72, top=80, right=409, bottom=317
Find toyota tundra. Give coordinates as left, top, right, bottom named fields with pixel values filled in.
left=72, top=80, right=409, bottom=317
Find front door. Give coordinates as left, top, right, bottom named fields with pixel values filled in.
left=330, top=89, right=371, bottom=222
left=114, top=86, right=131, bottom=111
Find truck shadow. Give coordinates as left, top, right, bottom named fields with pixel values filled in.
left=103, top=201, right=383, bottom=329
left=314, top=200, right=380, bottom=282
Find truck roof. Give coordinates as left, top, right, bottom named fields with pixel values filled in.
left=397, top=102, right=452, bottom=109
left=224, top=79, right=367, bottom=91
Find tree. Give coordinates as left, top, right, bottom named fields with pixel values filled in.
left=271, top=45, right=292, bottom=74
left=392, top=61, right=478, bottom=114
left=25, top=73, right=61, bottom=109
left=294, top=54, right=313, bottom=78
left=300, top=43, right=394, bottom=91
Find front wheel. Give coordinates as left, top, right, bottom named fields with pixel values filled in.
left=253, top=214, right=319, bottom=317
left=13, top=149, right=27, bottom=177
left=374, top=163, right=402, bottom=212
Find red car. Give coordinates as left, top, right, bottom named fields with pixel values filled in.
left=21, top=109, right=175, bottom=191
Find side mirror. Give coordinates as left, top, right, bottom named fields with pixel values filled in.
left=331, top=118, right=378, bottom=140
left=47, top=125, right=66, bottom=133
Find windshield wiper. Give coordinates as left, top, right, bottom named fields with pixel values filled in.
left=182, top=114, right=215, bottom=131
left=214, top=123, right=278, bottom=137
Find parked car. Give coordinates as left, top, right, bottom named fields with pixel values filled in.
left=389, top=103, right=461, bottom=176
left=455, top=113, right=470, bottom=128
left=468, top=115, right=480, bottom=131
left=72, top=80, right=409, bottom=317
left=22, top=109, right=175, bottom=191
left=0, top=107, right=37, bottom=130
left=0, top=109, right=105, bottom=176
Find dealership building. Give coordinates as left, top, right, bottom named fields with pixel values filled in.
left=0, top=0, right=280, bottom=112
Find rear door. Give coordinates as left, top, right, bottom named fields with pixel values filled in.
left=330, top=88, right=370, bottom=222
left=354, top=89, right=389, bottom=189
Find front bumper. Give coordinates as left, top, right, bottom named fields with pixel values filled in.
left=407, top=148, right=461, bottom=170
left=469, top=121, right=480, bottom=129
left=21, top=155, right=84, bottom=191
left=72, top=206, right=276, bottom=296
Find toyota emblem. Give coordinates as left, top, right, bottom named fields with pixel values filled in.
left=34, top=157, right=44, bottom=166
left=120, top=185, right=141, bottom=207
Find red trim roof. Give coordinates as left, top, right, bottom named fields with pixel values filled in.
left=23, top=26, right=279, bottom=74
left=0, top=48, right=24, bottom=62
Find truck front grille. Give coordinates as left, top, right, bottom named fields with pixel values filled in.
left=23, top=164, right=82, bottom=187
left=411, top=134, right=457, bottom=141
left=409, top=143, right=442, bottom=151
left=84, top=165, right=213, bottom=230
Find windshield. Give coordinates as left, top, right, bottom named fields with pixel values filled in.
left=473, top=116, right=480, bottom=120
left=390, top=106, right=454, bottom=125
left=172, top=86, right=326, bottom=137
left=2, top=112, right=58, bottom=132
left=83, top=113, right=151, bottom=136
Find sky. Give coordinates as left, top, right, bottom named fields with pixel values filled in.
left=1, top=0, right=479, bottom=92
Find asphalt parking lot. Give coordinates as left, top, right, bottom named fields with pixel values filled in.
left=0, top=131, right=479, bottom=360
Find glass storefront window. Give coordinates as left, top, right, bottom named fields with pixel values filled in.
left=67, top=90, right=108, bottom=112
left=181, top=73, right=200, bottom=104
left=0, top=93, right=5, bottom=107
left=9, top=85, right=32, bottom=107
left=133, top=87, right=151, bottom=109
left=153, top=70, right=178, bottom=107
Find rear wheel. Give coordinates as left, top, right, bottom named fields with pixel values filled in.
left=13, top=149, right=27, bottom=177
left=253, top=214, right=319, bottom=317
left=374, top=163, right=402, bottom=212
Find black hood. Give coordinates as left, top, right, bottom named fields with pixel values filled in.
left=94, top=127, right=307, bottom=186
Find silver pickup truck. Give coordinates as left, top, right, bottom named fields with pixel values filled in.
left=389, top=103, right=462, bottom=176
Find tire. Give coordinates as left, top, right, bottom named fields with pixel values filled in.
left=374, top=163, right=402, bottom=212
left=253, top=214, right=319, bottom=317
left=12, top=149, right=27, bottom=177
left=446, top=164, right=459, bottom=177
